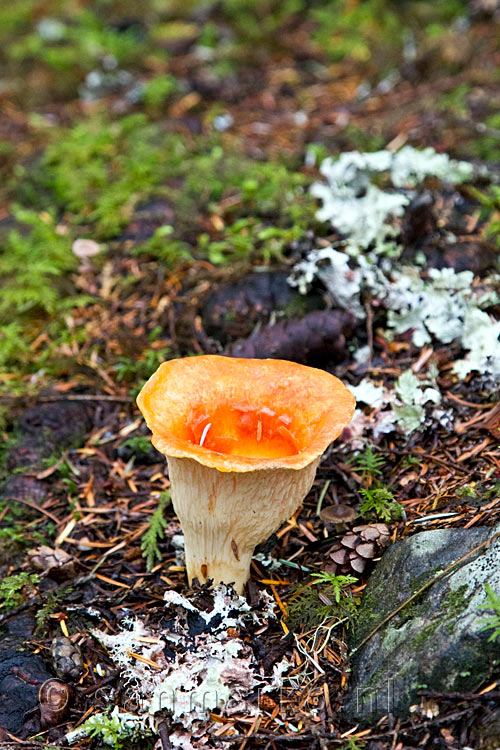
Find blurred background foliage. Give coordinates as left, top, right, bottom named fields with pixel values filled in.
left=0, top=0, right=499, bottom=384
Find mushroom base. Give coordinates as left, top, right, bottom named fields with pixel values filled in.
left=167, top=456, right=320, bottom=594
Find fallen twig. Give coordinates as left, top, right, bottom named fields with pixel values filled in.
left=418, top=688, right=500, bottom=701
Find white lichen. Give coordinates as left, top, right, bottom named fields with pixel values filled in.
left=309, top=146, right=475, bottom=256
left=452, top=307, right=500, bottom=379
left=348, top=379, right=388, bottom=409
left=291, top=244, right=499, bottom=380
left=392, top=369, right=441, bottom=435
left=390, top=146, right=474, bottom=187
left=346, top=370, right=443, bottom=441
left=77, top=585, right=289, bottom=747
left=294, top=146, right=499, bottom=381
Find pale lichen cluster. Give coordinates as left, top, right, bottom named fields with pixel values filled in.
left=66, top=586, right=288, bottom=749
left=290, top=147, right=500, bottom=442
left=309, top=146, right=476, bottom=256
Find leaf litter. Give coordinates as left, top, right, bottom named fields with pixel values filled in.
left=1, top=4, right=500, bottom=749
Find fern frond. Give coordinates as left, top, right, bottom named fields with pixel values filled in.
left=359, top=486, right=402, bottom=522
left=352, top=445, right=385, bottom=476
left=479, top=584, right=500, bottom=642
left=141, top=491, right=171, bottom=571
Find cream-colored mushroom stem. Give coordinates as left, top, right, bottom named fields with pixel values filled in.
left=167, top=456, right=320, bottom=594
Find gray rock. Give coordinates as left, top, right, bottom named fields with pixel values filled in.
left=344, top=524, right=500, bottom=725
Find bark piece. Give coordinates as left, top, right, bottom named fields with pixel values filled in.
left=201, top=270, right=323, bottom=344
left=224, top=310, right=355, bottom=364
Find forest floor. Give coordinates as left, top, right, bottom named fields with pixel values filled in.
left=0, top=1, right=500, bottom=749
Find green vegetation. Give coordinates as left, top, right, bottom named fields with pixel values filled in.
left=456, top=484, right=478, bottom=499
left=0, top=0, right=470, bottom=86
left=0, top=571, right=40, bottom=609
left=311, top=0, right=401, bottom=65
left=35, top=588, right=67, bottom=634
left=71, top=710, right=151, bottom=750
left=352, top=446, right=386, bottom=478
left=311, top=571, right=358, bottom=602
left=141, top=74, right=180, bottom=111
left=472, top=184, right=500, bottom=247
left=1, top=111, right=314, bottom=377
left=114, top=348, right=173, bottom=397
left=471, top=114, right=500, bottom=161
left=0, top=517, right=25, bottom=550
left=17, top=112, right=312, bottom=248
left=340, top=739, right=366, bottom=750
left=412, top=619, right=440, bottom=648
left=0, top=0, right=481, bottom=387
left=0, top=497, right=56, bottom=555
left=141, top=491, right=171, bottom=571
left=9, top=10, right=147, bottom=74
left=27, top=114, right=170, bottom=238
left=359, top=486, right=403, bottom=522
left=438, top=83, right=471, bottom=117
left=479, top=584, right=500, bottom=642
left=121, top=436, right=155, bottom=457
left=0, top=207, right=82, bottom=365
left=287, top=572, right=359, bottom=629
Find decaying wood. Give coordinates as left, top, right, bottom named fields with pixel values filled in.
left=224, top=310, right=356, bottom=364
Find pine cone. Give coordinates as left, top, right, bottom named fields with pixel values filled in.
left=51, top=636, right=84, bottom=682
left=326, top=524, right=390, bottom=575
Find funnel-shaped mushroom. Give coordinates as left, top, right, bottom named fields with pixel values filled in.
left=137, top=355, right=355, bottom=593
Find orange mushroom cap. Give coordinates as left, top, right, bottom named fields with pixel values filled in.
left=137, top=355, right=355, bottom=472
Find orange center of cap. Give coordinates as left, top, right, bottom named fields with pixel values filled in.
left=187, top=403, right=300, bottom=459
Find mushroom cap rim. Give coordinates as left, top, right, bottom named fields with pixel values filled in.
left=139, top=355, right=356, bottom=473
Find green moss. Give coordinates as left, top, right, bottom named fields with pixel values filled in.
left=311, top=0, right=401, bottom=67
left=28, top=114, right=172, bottom=238
left=21, top=117, right=314, bottom=249
left=443, top=584, right=471, bottom=617
left=471, top=113, right=500, bottom=161
left=121, top=436, right=155, bottom=457
left=349, top=588, right=385, bottom=647
left=437, top=83, right=470, bottom=116
left=412, top=620, right=440, bottom=649
left=408, top=566, right=443, bottom=595
left=352, top=563, right=445, bottom=648
left=3, top=110, right=316, bottom=377
left=0, top=571, right=40, bottom=609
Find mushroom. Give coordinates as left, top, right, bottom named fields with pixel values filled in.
left=137, top=355, right=355, bottom=593
left=320, top=503, right=357, bottom=532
